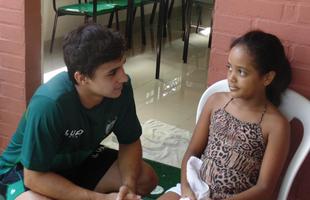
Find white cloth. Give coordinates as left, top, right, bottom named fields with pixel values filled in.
left=166, top=156, right=210, bottom=200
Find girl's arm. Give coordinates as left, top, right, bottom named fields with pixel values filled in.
left=180, top=93, right=223, bottom=200
left=226, top=112, right=290, bottom=200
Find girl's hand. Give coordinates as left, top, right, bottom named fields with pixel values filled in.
left=116, top=185, right=141, bottom=200
left=181, top=184, right=196, bottom=200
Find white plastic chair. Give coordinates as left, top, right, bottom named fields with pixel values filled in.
left=195, top=79, right=310, bottom=200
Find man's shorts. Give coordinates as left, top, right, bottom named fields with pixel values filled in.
left=0, top=145, right=118, bottom=199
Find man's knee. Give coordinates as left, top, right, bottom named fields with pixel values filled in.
left=137, top=162, right=158, bottom=195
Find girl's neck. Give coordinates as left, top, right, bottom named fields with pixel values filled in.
left=231, top=95, right=268, bottom=111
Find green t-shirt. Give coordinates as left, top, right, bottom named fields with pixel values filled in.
left=0, top=72, right=141, bottom=174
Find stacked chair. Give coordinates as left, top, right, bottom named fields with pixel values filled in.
left=50, top=0, right=116, bottom=53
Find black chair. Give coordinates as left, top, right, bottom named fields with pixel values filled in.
left=149, top=0, right=175, bottom=24
left=183, top=0, right=214, bottom=63
left=103, top=0, right=152, bottom=45
left=50, top=0, right=116, bottom=53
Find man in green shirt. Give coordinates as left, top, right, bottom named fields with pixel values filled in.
left=0, top=23, right=158, bottom=200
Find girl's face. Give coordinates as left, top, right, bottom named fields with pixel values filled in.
left=226, top=45, right=268, bottom=100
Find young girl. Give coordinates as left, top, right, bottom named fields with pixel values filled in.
left=158, top=30, right=292, bottom=200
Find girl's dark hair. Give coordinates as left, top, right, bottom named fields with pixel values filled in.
left=62, top=23, right=126, bottom=84
left=230, top=30, right=292, bottom=106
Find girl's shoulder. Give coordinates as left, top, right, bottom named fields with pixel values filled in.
left=262, top=103, right=290, bottom=136
left=206, top=92, right=231, bottom=110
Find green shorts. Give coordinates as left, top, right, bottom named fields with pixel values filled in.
left=0, top=163, right=25, bottom=200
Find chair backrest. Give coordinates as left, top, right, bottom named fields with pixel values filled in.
left=195, top=79, right=310, bottom=200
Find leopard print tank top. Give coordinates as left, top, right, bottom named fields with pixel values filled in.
left=200, top=98, right=267, bottom=199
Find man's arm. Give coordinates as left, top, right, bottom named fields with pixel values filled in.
left=23, top=168, right=118, bottom=200
left=118, top=139, right=143, bottom=194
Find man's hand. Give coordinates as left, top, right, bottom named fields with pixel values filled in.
left=116, top=185, right=141, bottom=200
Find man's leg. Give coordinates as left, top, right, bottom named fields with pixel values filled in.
left=94, top=159, right=158, bottom=196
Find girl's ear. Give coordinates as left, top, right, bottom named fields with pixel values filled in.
left=74, top=71, right=88, bottom=85
left=263, top=70, right=276, bottom=86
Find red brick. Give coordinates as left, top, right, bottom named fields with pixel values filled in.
left=0, top=83, right=25, bottom=100
left=0, top=0, right=23, bottom=10
left=0, top=24, right=24, bottom=42
left=0, top=122, right=17, bottom=138
left=0, top=96, right=26, bottom=113
left=297, top=4, right=310, bottom=24
left=0, top=8, right=23, bottom=26
left=217, top=0, right=284, bottom=21
left=209, top=51, right=229, bottom=74
left=292, top=45, right=310, bottom=65
left=0, top=135, right=10, bottom=152
left=213, top=14, right=252, bottom=35
left=0, top=39, right=25, bottom=56
left=282, top=3, right=298, bottom=24
left=0, top=67, right=25, bottom=86
left=0, top=53, right=25, bottom=71
left=0, top=110, right=21, bottom=127
left=207, top=71, right=226, bottom=86
left=212, top=32, right=236, bottom=52
left=290, top=67, right=310, bottom=89
left=256, top=20, right=310, bottom=45
left=290, top=83, right=310, bottom=99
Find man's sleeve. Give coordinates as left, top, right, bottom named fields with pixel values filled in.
left=21, top=96, right=64, bottom=172
left=113, top=80, right=142, bottom=144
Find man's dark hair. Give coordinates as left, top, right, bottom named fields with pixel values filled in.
left=63, top=23, right=126, bottom=84
left=230, top=30, right=292, bottom=107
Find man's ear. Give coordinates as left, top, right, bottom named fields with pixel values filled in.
left=263, top=70, right=276, bottom=86
left=74, top=71, right=88, bottom=85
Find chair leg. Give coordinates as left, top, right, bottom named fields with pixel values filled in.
left=150, top=1, right=158, bottom=25
left=168, top=0, right=174, bottom=19
left=163, top=0, right=169, bottom=38
left=181, top=0, right=186, bottom=32
left=108, top=12, right=114, bottom=28
left=208, top=30, right=212, bottom=48
left=183, top=0, right=193, bottom=63
left=156, top=0, right=166, bottom=79
left=140, top=4, right=146, bottom=45
left=50, top=13, right=59, bottom=53
left=133, top=7, right=137, bottom=24
left=84, top=16, right=89, bottom=23
left=116, top=11, right=120, bottom=30
left=208, top=9, right=214, bottom=48
left=196, top=5, right=202, bottom=33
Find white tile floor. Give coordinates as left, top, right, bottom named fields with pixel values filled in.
left=43, top=5, right=213, bottom=133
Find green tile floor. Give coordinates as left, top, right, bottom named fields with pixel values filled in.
left=143, top=159, right=180, bottom=200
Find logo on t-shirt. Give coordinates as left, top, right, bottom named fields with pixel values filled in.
left=64, top=129, right=84, bottom=138
left=105, top=117, right=117, bottom=134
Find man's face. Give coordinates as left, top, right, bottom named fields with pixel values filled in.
left=84, top=56, right=128, bottom=99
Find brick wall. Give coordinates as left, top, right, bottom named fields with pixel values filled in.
left=0, top=0, right=41, bottom=152
left=208, top=0, right=310, bottom=199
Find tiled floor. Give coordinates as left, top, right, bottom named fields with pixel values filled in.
left=43, top=4, right=213, bottom=133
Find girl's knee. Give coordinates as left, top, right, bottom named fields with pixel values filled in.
left=16, top=191, right=52, bottom=200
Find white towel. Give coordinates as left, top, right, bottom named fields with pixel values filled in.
left=166, top=156, right=210, bottom=200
